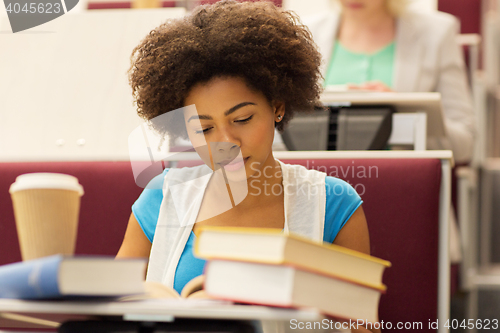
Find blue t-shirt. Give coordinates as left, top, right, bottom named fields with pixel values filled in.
left=132, top=169, right=362, bottom=294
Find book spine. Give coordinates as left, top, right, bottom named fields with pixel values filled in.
left=0, top=255, right=62, bottom=299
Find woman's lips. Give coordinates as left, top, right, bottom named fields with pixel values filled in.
left=345, top=2, right=364, bottom=9
left=221, top=157, right=248, bottom=172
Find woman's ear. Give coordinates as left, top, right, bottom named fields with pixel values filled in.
left=273, top=101, right=285, bottom=122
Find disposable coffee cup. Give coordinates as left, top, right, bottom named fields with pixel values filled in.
left=9, top=173, right=84, bottom=261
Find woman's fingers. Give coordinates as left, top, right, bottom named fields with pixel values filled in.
left=346, top=81, right=393, bottom=92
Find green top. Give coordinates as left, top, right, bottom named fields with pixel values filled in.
left=324, top=40, right=395, bottom=88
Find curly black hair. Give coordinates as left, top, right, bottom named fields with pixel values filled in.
left=129, top=0, right=323, bottom=140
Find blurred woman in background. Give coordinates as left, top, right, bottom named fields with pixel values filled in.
left=304, top=0, right=476, bottom=164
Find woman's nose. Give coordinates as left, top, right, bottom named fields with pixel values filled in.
left=209, top=128, right=240, bottom=164
left=211, top=142, right=240, bottom=167
left=211, top=127, right=240, bottom=148
left=215, top=142, right=238, bottom=152
left=211, top=142, right=240, bottom=161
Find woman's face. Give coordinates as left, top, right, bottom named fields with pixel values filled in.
left=183, top=76, right=283, bottom=181
left=339, top=0, right=387, bottom=15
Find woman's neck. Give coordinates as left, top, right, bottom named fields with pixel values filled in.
left=339, top=8, right=396, bottom=54
left=207, top=155, right=283, bottom=209
left=341, top=6, right=393, bottom=30
left=245, top=157, right=283, bottom=203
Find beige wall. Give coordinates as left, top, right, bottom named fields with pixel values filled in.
left=0, top=8, right=185, bottom=161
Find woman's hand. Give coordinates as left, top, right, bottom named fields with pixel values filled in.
left=347, top=81, right=393, bottom=92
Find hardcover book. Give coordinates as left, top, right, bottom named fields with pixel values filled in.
left=195, top=226, right=391, bottom=290
left=204, top=259, right=384, bottom=322
left=0, top=255, right=146, bottom=299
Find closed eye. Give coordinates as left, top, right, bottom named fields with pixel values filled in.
left=235, top=115, right=253, bottom=123
left=195, top=127, right=212, bottom=134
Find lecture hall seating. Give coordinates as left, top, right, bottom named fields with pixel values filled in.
left=0, top=155, right=447, bottom=331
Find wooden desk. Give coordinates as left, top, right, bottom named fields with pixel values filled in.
left=0, top=299, right=348, bottom=333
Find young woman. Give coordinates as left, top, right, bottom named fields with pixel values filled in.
left=117, top=1, right=374, bottom=331
left=304, top=0, right=476, bottom=164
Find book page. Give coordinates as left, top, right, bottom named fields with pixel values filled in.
left=119, top=282, right=180, bottom=301
left=181, top=275, right=205, bottom=298
left=119, top=276, right=209, bottom=301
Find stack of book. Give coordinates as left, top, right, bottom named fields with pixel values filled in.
left=194, top=226, right=391, bottom=323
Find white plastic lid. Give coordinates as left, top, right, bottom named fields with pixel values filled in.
left=9, top=173, right=84, bottom=195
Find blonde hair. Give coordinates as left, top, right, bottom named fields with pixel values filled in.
left=386, top=0, right=408, bottom=16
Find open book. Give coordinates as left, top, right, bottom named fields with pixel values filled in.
left=120, top=275, right=209, bottom=301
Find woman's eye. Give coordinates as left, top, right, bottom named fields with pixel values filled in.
left=195, top=127, right=212, bottom=134
left=235, top=115, right=253, bottom=123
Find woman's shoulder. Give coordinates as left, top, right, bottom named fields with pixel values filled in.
left=143, top=168, right=168, bottom=190
left=407, top=9, right=457, bottom=23
left=400, top=9, right=459, bottom=38
left=324, top=175, right=358, bottom=197
left=323, top=175, right=362, bottom=242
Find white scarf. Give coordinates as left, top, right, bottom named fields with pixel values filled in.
left=146, top=160, right=327, bottom=286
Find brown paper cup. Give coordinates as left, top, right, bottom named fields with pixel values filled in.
left=9, top=173, right=84, bottom=261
